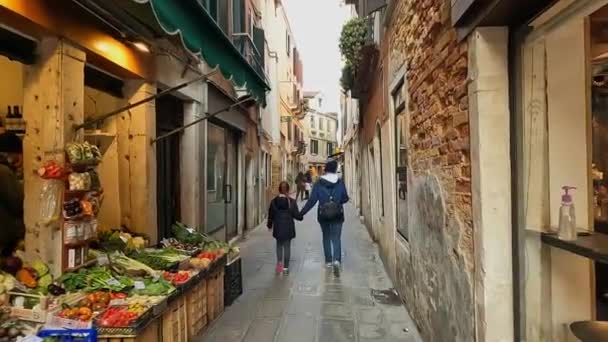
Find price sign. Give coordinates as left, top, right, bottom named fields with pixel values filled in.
left=109, top=299, right=127, bottom=306
left=107, top=278, right=120, bottom=286
left=186, top=228, right=195, bottom=234
left=134, top=281, right=146, bottom=290
left=97, top=255, right=109, bottom=265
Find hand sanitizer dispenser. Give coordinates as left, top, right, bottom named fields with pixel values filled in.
left=558, top=186, right=577, bottom=241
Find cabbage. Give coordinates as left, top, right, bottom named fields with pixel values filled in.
left=31, top=260, right=49, bottom=278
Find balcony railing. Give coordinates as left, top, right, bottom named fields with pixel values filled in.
left=232, top=33, right=267, bottom=82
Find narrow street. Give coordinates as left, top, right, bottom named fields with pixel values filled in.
left=199, top=204, right=422, bottom=342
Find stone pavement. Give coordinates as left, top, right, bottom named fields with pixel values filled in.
left=197, top=204, right=423, bottom=342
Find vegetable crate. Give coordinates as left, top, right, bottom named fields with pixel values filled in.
left=206, top=269, right=224, bottom=322
left=98, top=318, right=159, bottom=342
left=161, top=295, right=188, bottom=342
left=38, top=328, right=97, bottom=342
left=185, top=279, right=207, bottom=338
left=224, top=257, right=242, bottom=307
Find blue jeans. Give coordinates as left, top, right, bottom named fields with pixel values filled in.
left=321, top=222, right=343, bottom=263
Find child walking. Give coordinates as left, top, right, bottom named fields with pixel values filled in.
left=267, top=181, right=303, bottom=275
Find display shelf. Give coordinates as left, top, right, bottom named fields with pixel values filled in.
left=540, top=230, right=608, bottom=264
left=84, top=130, right=115, bottom=156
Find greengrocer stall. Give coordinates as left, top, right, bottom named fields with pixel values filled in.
left=0, top=190, right=238, bottom=342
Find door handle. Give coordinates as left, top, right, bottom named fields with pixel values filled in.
left=225, top=184, right=232, bottom=203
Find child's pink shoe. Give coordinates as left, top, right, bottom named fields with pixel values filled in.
left=276, top=263, right=284, bottom=274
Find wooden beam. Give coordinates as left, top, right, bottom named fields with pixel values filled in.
left=22, top=38, right=85, bottom=276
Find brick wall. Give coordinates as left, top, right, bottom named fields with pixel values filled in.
left=387, top=0, right=475, bottom=340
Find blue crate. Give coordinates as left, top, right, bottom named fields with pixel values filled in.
left=38, top=328, right=97, bottom=342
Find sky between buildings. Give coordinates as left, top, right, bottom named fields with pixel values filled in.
left=283, top=0, right=352, bottom=113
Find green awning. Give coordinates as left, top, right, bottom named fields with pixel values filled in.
left=134, top=0, right=269, bottom=105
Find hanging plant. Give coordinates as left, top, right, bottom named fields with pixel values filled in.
left=340, top=64, right=355, bottom=92
left=339, top=17, right=368, bottom=69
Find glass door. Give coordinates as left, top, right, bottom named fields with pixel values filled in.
left=225, top=132, right=238, bottom=240
left=206, top=123, right=226, bottom=234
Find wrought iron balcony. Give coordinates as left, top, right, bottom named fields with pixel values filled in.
left=232, top=32, right=267, bottom=83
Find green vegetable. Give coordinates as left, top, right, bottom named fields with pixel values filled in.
left=37, top=274, right=53, bottom=289
left=57, top=266, right=134, bottom=292
left=129, top=277, right=175, bottom=296
left=172, top=222, right=211, bottom=245
left=129, top=249, right=190, bottom=271
left=89, top=250, right=158, bottom=277
left=31, top=260, right=49, bottom=278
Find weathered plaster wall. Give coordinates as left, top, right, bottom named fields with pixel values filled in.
left=388, top=0, right=475, bottom=341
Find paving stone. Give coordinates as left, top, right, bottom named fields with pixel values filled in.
left=243, top=318, right=280, bottom=341
left=276, top=314, right=316, bottom=342
left=359, top=323, right=387, bottom=340
left=287, top=295, right=322, bottom=315
left=199, top=205, right=422, bottom=342
left=256, top=300, right=288, bottom=318
left=320, top=303, right=354, bottom=320
left=320, top=289, right=350, bottom=303
left=318, top=319, right=356, bottom=342
left=358, top=308, right=384, bottom=324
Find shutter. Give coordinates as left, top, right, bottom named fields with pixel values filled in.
left=253, top=26, right=265, bottom=69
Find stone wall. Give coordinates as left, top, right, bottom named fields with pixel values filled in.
left=387, top=0, right=475, bottom=341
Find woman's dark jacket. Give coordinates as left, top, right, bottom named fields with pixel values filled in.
left=267, top=196, right=303, bottom=241
left=300, top=177, right=349, bottom=223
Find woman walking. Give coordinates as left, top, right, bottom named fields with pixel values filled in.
left=300, top=159, right=349, bottom=276
left=267, top=181, right=303, bottom=275
left=295, top=172, right=306, bottom=201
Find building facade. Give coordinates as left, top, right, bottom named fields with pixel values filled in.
left=0, top=0, right=300, bottom=274
left=343, top=0, right=608, bottom=341
left=303, top=91, right=338, bottom=173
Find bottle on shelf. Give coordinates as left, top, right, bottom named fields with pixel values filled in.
left=558, top=186, right=578, bottom=241
left=5, top=106, right=12, bottom=131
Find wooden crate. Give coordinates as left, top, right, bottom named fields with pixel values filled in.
left=186, top=279, right=208, bottom=338
left=98, top=318, right=159, bottom=342
left=207, top=272, right=217, bottom=322
left=161, top=297, right=188, bottom=342
left=206, top=269, right=225, bottom=323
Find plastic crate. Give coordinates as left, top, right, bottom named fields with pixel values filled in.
left=38, top=328, right=97, bottom=342
left=224, top=257, right=243, bottom=306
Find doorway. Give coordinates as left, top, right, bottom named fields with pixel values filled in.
left=156, top=95, right=183, bottom=239
left=206, top=122, right=239, bottom=241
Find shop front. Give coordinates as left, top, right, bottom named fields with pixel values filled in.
left=457, top=0, right=608, bottom=340
left=0, top=0, right=263, bottom=340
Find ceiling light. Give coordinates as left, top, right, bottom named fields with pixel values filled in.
left=132, top=41, right=150, bottom=53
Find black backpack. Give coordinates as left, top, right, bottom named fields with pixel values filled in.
left=318, top=184, right=342, bottom=221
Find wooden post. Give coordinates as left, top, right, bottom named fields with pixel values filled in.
left=22, top=38, right=85, bottom=275
left=117, top=81, right=158, bottom=243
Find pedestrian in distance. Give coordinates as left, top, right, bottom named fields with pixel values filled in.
left=295, top=172, right=306, bottom=201
left=304, top=169, right=313, bottom=199
left=300, top=159, right=349, bottom=276
left=267, top=181, right=303, bottom=275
